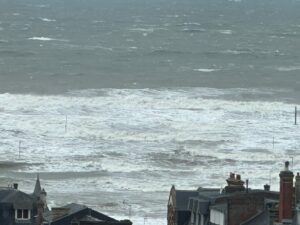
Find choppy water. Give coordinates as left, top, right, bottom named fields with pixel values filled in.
left=1, top=0, right=300, bottom=224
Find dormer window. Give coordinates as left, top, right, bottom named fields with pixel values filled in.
left=15, top=209, right=30, bottom=220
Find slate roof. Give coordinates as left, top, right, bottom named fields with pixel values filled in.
left=0, top=188, right=33, bottom=209
left=33, top=175, right=42, bottom=196
left=43, top=203, right=87, bottom=222
left=43, top=203, right=118, bottom=223
left=175, top=190, right=198, bottom=210
left=80, top=215, right=102, bottom=222
left=188, top=198, right=209, bottom=215
left=63, top=203, right=87, bottom=215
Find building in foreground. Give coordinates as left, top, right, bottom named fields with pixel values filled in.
left=168, top=161, right=300, bottom=225
left=0, top=175, right=47, bottom=225
left=42, top=203, right=132, bottom=225
left=0, top=176, right=132, bottom=225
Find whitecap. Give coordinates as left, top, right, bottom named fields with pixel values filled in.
left=28, top=37, right=68, bottom=42
left=28, top=37, right=54, bottom=41
left=193, top=68, right=219, bottom=72
left=276, top=66, right=300, bottom=72
left=182, top=22, right=201, bottom=26
left=221, top=49, right=250, bottom=55
left=39, top=18, right=56, bottom=22
left=219, top=29, right=232, bottom=35
left=129, top=28, right=155, bottom=33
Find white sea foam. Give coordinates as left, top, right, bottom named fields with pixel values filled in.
left=193, top=68, right=219, bottom=72
left=219, top=29, right=233, bottom=35
left=221, top=49, right=249, bottom=55
left=39, top=18, right=56, bottom=22
left=182, top=22, right=201, bottom=26
left=28, top=37, right=55, bottom=41
left=129, top=28, right=155, bottom=33
left=276, top=66, right=300, bottom=72
left=1, top=88, right=298, bottom=224
left=28, top=37, right=68, bottom=42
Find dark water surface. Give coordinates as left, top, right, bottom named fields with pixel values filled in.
left=0, top=0, right=300, bottom=101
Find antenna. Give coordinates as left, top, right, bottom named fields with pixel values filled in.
left=18, top=141, right=21, bottom=159
left=65, top=115, right=68, bottom=133
left=295, top=106, right=297, bottom=125
left=123, top=200, right=132, bottom=219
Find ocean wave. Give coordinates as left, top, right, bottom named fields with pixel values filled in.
left=0, top=88, right=297, bottom=224
left=193, top=68, right=219, bottom=72
left=182, top=22, right=201, bottom=26
left=149, top=49, right=185, bottom=56
left=218, top=29, right=232, bottom=35
left=276, top=66, right=300, bottom=72
left=182, top=28, right=206, bottom=33
left=28, top=37, right=68, bottom=42
left=0, top=50, right=35, bottom=57
left=129, top=28, right=155, bottom=33
left=39, top=18, right=56, bottom=22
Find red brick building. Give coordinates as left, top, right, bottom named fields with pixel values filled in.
left=167, top=161, right=300, bottom=225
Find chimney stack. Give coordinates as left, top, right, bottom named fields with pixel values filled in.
left=279, top=161, right=294, bottom=223
left=13, top=183, right=18, bottom=190
left=225, top=172, right=245, bottom=193
left=264, top=184, right=270, bottom=191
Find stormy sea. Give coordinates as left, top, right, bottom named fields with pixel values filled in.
left=1, top=0, right=300, bottom=224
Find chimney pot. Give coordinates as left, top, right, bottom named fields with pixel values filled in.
left=236, top=174, right=241, bottom=180
left=285, top=161, right=290, bottom=170
left=264, top=184, right=270, bottom=191
left=230, top=173, right=235, bottom=179
left=13, top=183, right=18, bottom=190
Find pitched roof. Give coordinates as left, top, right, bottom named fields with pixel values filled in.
left=0, top=188, right=34, bottom=209
left=80, top=215, right=102, bottom=222
left=33, top=174, right=42, bottom=196
left=43, top=203, right=118, bottom=223
left=64, top=203, right=87, bottom=214
left=175, top=190, right=198, bottom=210
left=43, top=203, right=88, bottom=222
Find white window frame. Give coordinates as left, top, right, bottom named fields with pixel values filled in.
left=210, top=209, right=225, bottom=225
left=15, top=209, right=31, bottom=220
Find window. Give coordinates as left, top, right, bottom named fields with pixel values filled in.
left=17, top=209, right=22, bottom=219
left=210, top=209, right=224, bottom=225
left=15, top=209, right=30, bottom=220
left=23, top=209, right=29, bottom=218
